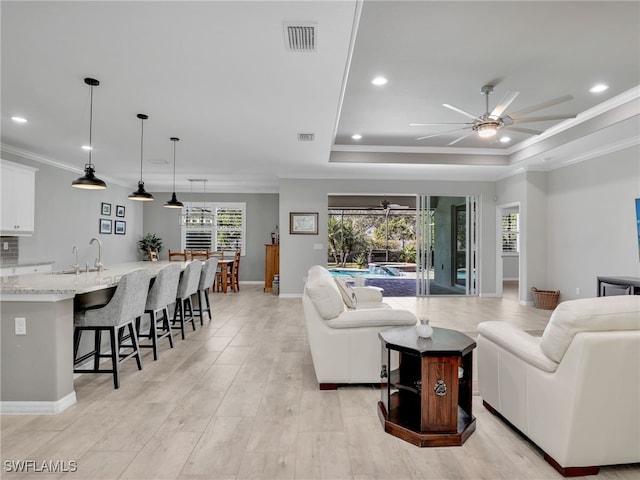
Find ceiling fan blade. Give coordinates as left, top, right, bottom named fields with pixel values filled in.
left=512, top=114, right=577, bottom=124
left=448, top=131, right=475, bottom=145
left=416, top=127, right=470, bottom=141
left=443, top=103, right=483, bottom=121
left=508, top=94, right=573, bottom=118
left=503, top=126, right=544, bottom=135
left=410, top=122, right=471, bottom=126
left=489, top=91, right=519, bottom=119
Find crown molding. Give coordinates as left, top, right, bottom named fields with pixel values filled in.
left=0, top=143, right=128, bottom=188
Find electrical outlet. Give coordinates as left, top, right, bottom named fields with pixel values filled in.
left=313, top=243, right=323, bottom=250
left=575, top=287, right=580, bottom=296
left=15, top=317, right=26, bottom=335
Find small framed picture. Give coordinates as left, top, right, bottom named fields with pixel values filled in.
left=101, top=202, right=111, bottom=216
left=114, top=220, right=126, bottom=235
left=99, top=218, right=112, bottom=234
left=116, top=205, right=125, bottom=217
left=290, top=212, right=318, bottom=235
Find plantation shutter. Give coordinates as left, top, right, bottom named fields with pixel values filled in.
left=502, top=212, right=519, bottom=253
left=181, top=203, right=246, bottom=254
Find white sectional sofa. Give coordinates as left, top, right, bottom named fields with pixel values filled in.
left=302, top=265, right=417, bottom=388
left=477, top=295, right=640, bottom=476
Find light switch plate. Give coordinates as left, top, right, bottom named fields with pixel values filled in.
left=313, top=243, right=323, bottom=250
left=15, top=317, right=26, bottom=335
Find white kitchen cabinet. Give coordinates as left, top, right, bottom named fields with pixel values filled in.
left=1, top=159, right=37, bottom=235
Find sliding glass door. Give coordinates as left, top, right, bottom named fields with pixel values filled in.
left=417, top=195, right=478, bottom=296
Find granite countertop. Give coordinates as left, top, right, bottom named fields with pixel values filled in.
left=0, top=261, right=184, bottom=296
left=0, top=259, right=55, bottom=268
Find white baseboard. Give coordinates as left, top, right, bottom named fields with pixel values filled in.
left=277, top=293, right=303, bottom=298
left=239, top=280, right=263, bottom=285
left=1, top=391, right=76, bottom=415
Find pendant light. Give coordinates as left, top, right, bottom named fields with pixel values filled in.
left=164, top=137, right=184, bottom=208
left=72, top=78, right=107, bottom=189
left=128, top=113, right=154, bottom=201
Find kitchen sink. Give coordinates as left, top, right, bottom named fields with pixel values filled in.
left=53, top=268, right=107, bottom=274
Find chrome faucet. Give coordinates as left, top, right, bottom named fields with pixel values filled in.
left=89, top=237, right=103, bottom=272
left=70, top=245, right=80, bottom=274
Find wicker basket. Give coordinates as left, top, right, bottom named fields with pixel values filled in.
left=531, top=287, right=560, bottom=310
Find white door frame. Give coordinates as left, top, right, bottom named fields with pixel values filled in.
left=495, top=201, right=521, bottom=299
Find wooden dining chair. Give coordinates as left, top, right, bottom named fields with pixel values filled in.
left=147, top=248, right=159, bottom=262
left=168, top=249, right=187, bottom=262
left=188, top=250, right=210, bottom=261
left=231, top=249, right=241, bottom=292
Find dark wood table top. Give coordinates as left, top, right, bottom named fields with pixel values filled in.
left=379, top=326, right=476, bottom=357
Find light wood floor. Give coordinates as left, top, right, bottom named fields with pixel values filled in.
left=2, top=284, right=638, bottom=479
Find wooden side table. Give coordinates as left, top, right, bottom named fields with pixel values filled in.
left=378, top=326, right=476, bottom=447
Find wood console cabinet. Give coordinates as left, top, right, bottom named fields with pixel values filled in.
left=378, top=326, right=476, bottom=447
left=264, top=244, right=279, bottom=292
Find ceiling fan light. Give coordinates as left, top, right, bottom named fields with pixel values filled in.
left=128, top=181, right=154, bottom=201
left=477, top=123, right=498, bottom=138
left=72, top=163, right=107, bottom=189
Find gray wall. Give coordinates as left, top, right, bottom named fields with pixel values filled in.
left=279, top=178, right=497, bottom=296
left=498, top=144, right=639, bottom=302
left=143, top=192, right=279, bottom=281
left=546, top=145, right=640, bottom=299
left=1, top=151, right=142, bottom=270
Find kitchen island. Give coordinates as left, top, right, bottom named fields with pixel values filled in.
left=0, top=261, right=185, bottom=414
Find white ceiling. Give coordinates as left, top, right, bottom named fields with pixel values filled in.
left=2, top=1, right=639, bottom=193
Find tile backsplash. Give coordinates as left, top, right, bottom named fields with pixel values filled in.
left=0, top=236, right=19, bottom=265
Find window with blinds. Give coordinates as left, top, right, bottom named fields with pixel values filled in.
left=182, top=203, right=246, bottom=254
left=502, top=212, right=519, bottom=253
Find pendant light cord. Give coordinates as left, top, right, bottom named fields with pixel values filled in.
left=139, top=116, right=144, bottom=181
left=172, top=140, right=177, bottom=191
left=88, top=84, right=94, bottom=166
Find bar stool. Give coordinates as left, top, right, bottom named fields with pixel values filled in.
left=73, top=269, right=151, bottom=389
left=172, top=260, right=202, bottom=340
left=138, top=263, right=181, bottom=360
left=195, top=258, right=217, bottom=325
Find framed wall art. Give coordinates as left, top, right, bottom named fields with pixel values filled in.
left=116, top=205, right=126, bottom=217
left=290, top=212, right=318, bottom=235
left=99, top=218, right=112, bottom=234
left=114, top=220, right=126, bottom=235
left=101, top=202, right=112, bottom=216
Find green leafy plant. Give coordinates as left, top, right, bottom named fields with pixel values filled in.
left=353, top=252, right=367, bottom=269
left=138, top=233, right=163, bottom=254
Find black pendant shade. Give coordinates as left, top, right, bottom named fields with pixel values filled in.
left=129, top=113, right=154, bottom=201
left=72, top=78, right=107, bottom=190
left=72, top=163, right=107, bottom=189
left=164, top=137, right=184, bottom=208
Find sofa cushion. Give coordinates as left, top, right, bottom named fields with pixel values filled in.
left=334, top=277, right=357, bottom=308
left=540, top=295, right=640, bottom=363
left=305, top=278, right=345, bottom=320
left=326, top=308, right=417, bottom=329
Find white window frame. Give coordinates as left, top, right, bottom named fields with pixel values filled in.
left=181, top=202, right=246, bottom=255
left=502, top=211, right=520, bottom=254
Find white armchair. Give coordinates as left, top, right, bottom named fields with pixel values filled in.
left=302, top=265, right=417, bottom=388
left=477, top=295, right=640, bottom=476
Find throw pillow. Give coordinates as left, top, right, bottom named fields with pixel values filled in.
left=305, top=279, right=345, bottom=319
left=334, top=277, right=357, bottom=309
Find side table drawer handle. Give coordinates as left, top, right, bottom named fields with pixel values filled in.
left=434, top=379, right=447, bottom=397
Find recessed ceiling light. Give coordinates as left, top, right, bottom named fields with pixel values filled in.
left=589, top=83, right=609, bottom=93
left=351, top=134, right=362, bottom=140
left=11, top=116, right=27, bottom=123
left=81, top=145, right=92, bottom=151
left=499, top=136, right=511, bottom=143
left=371, top=76, right=388, bottom=86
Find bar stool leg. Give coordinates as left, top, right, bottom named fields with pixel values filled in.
left=110, top=326, right=119, bottom=389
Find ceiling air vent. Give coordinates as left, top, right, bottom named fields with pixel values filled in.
left=298, top=133, right=315, bottom=142
left=284, top=22, right=317, bottom=52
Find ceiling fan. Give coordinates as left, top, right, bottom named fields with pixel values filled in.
left=411, top=85, right=576, bottom=145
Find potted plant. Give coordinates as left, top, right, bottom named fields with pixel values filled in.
left=138, top=233, right=163, bottom=260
